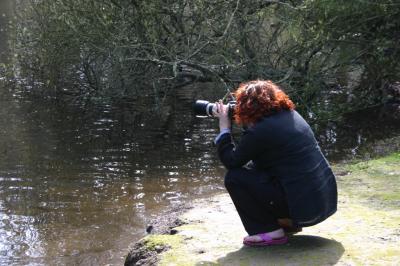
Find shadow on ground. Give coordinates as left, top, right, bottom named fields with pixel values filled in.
left=196, top=235, right=345, bottom=266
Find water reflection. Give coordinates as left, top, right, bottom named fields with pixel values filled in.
left=317, top=109, right=400, bottom=161
left=0, top=87, right=227, bottom=265
left=0, top=84, right=399, bottom=265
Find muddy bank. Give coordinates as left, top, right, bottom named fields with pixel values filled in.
left=125, top=203, right=191, bottom=265
left=125, top=152, right=400, bottom=265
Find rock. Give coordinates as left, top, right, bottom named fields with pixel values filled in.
left=125, top=205, right=189, bottom=265
left=145, top=225, right=153, bottom=234
left=145, top=208, right=188, bottom=235
left=169, top=229, right=178, bottom=235
left=124, top=240, right=159, bottom=266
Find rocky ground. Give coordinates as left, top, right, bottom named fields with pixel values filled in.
left=125, top=152, right=400, bottom=266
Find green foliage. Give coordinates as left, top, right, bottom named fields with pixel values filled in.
left=286, top=0, right=400, bottom=116
left=8, top=0, right=400, bottom=118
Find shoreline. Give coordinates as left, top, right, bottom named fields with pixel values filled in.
left=125, top=152, right=400, bottom=265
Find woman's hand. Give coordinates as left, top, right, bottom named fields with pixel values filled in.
left=213, top=100, right=231, bottom=131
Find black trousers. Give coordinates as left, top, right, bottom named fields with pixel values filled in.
left=224, top=167, right=290, bottom=235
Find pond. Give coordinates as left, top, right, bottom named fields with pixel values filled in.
left=0, top=85, right=231, bottom=265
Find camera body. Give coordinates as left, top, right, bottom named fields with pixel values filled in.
left=193, top=100, right=236, bottom=118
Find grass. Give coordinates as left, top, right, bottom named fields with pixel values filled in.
left=333, top=152, right=400, bottom=210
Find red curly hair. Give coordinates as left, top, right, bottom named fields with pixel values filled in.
left=234, top=80, right=295, bottom=125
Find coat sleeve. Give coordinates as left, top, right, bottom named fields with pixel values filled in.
left=216, top=128, right=267, bottom=169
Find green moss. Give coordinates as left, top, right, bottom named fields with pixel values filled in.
left=334, top=152, right=400, bottom=209
left=143, top=234, right=183, bottom=251
left=140, top=234, right=199, bottom=265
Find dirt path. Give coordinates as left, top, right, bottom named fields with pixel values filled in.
left=126, top=153, right=400, bottom=265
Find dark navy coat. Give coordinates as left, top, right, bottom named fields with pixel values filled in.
left=217, top=110, right=337, bottom=226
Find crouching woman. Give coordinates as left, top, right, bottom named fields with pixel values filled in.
left=213, top=80, right=337, bottom=246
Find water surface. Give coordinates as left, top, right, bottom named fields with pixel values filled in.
left=0, top=87, right=228, bottom=265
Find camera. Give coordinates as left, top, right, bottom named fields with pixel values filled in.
left=193, top=100, right=236, bottom=118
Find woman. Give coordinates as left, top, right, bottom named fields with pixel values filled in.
left=213, top=80, right=337, bottom=246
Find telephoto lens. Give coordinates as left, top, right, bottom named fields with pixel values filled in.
left=193, top=100, right=216, bottom=117
left=193, top=100, right=236, bottom=118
